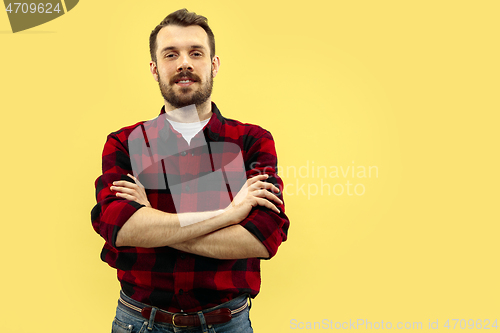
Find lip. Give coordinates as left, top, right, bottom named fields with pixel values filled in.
left=175, top=77, right=196, bottom=87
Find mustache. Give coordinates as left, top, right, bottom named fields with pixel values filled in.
left=169, top=71, right=201, bottom=85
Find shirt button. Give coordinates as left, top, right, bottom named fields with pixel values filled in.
left=179, top=289, right=184, bottom=295
left=180, top=151, right=187, bottom=156
left=191, top=152, right=195, bottom=156
left=185, top=185, right=190, bottom=191
left=180, top=254, right=186, bottom=259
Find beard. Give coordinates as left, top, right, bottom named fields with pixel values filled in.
left=158, top=70, right=213, bottom=109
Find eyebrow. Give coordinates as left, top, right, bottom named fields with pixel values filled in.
left=160, top=45, right=207, bottom=54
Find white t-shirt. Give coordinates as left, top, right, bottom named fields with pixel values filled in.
left=166, top=118, right=210, bottom=146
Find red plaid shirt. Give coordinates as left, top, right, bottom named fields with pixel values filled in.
left=91, top=102, right=289, bottom=312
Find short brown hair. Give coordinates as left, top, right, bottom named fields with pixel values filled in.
left=149, top=9, right=215, bottom=62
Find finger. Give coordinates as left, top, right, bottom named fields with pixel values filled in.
left=246, top=174, right=269, bottom=186
left=115, top=192, right=137, bottom=201
left=264, top=183, right=280, bottom=193
left=255, top=197, right=280, bottom=214
left=127, top=173, right=145, bottom=189
left=251, top=181, right=275, bottom=190
left=264, top=190, right=283, bottom=205
left=248, top=181, right=280, bottom=194
left=112, top=180, right=139, bottom=189
left=271, top=184, right=280, bottom=193
left=110, top=186, right=138, bottom=195
left=248, top=181, right=267, bottom=190
left=253, top=189, right=283, bottom=205
left=117, top=192, right=151, bottom=208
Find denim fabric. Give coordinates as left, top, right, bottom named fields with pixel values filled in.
left=111, top=291, right=253, bottom=333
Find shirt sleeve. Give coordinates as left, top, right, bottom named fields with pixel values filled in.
left=91, top=132, right=145, bottom=249
left=240, top=130, right=290, bottom=259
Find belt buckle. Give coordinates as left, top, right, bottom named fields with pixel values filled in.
left=172, top=313, right=188, bottom=328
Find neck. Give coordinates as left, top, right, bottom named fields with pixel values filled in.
left=164, top=99, right=212, bottom=123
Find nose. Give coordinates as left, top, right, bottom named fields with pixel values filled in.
left=177, top=54, right=193, bottom=72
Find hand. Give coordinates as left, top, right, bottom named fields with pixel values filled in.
left=226, top=174, right=283, bottom=223
left=110, top=174, right=152, bottom=208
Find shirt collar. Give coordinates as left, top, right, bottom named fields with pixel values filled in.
left=158, top=102, right=225, bottom=142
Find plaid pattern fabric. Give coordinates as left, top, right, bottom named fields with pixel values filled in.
left=91, top=102, right=289, bottom=312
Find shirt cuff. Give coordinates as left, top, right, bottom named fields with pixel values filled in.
left=240, top=207, right=287, bottom=259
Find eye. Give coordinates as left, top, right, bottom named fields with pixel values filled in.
left=165, top=53, right=177, bottom=58
left=191, top=51, right=203, bottom=57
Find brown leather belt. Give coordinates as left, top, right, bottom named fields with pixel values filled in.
left=119, top=296, right=248, bottom=328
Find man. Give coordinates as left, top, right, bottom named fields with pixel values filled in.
left=91, top=8, right=289, bottom=332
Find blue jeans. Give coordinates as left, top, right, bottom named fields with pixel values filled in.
left=112, top=291, right=253, bottom=333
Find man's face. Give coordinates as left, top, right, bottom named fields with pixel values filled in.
left=151, top=25, right=219, bottom=109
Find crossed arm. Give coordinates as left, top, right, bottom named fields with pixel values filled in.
left=111, top=174, right=281, bottom=259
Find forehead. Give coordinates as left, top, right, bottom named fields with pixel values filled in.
left=156, top=25, right=209, bottom=52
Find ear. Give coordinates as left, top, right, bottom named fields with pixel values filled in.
left=211, top=55, right=221, bottom=78
left=150, top=61, right=159, bottom=82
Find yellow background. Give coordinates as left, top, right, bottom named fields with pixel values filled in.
left=1, top=1, right=498, bottom=332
